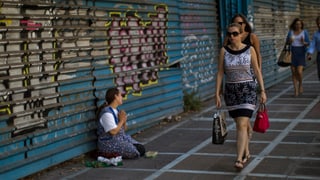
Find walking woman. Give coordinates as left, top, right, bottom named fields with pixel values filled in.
left=224, top=13, right=263, bottom=155
left=216, top=23, right=267, bottom=169
left=286, top=18, right=310, bottom=97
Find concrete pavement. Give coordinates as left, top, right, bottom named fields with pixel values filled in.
left=23, top=65, right=320, bottom=180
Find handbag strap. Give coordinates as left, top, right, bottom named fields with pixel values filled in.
left=284, top=44, right=291, bottom=51
left=214, top=108, right=225, bottom=118
left=258, top=103, right=266, bottom=112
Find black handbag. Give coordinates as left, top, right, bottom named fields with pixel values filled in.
left=212, top=111, right=228, bottom=144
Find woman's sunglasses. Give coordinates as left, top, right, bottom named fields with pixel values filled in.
left=227, top=31, right=240, bottom=37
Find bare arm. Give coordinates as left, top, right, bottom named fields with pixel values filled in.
left=215, top=48, right=225, bottom=108
left=251, top=33, right=262, bottom=69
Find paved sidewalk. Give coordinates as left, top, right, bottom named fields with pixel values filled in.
left=24, top=66, right=320, bottom=180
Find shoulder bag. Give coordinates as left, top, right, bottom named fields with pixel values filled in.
left=277, top=44, right=291, bottom=67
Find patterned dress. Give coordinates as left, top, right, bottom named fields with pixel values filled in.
left=97, top=106, right=141, bottom=159
left=223, top=45, right=257, bottom=118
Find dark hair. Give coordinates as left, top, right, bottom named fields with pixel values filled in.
left=96, top=87, right=120, bottom=119
left=228, top=23, right=243, bottom=33
left=316, top=16, right=320, bottom=22
left=231, top=13, right=252, bottom=33
left=290, top=18, right=304, bottom=30
left=105, top=87, right=120, bottom=104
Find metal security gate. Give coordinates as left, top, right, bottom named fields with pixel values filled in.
left=2, top=0, right=319, bottom=179
left=178, top=0, right=220, bottom=101
left=0, top=0, right=220, bottom=179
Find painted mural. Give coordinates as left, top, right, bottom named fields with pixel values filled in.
left=104, top=4, right=168, bottom=97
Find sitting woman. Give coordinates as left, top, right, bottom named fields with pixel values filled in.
left=96, top=87, right=145, bottom=159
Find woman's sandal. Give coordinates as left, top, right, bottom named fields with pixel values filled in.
left=242, top=154, right=251, bottom=164
left=234, top=160, right=243, bottom=169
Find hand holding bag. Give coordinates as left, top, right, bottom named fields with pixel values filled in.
left=212, top=110, right=228, bottom=144
left=277, top=44, right=292, bottom=67
left=253, top=103, right=270, bottom=133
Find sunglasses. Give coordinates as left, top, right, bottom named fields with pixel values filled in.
left=227, top=31, right=240, bottom=37
left=238, top=22, right=245, bottom=25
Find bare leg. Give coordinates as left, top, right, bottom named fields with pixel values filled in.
left=244, top=121, right=252, bottom=162
left=247, top=121, right=252, bottom=139
left=296, top=66, right=304, bottom=94
left=291, top=66, right=298, bottom=96
left=235, top=117, right=250, bottom=168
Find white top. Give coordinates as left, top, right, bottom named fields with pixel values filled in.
left=99, top=108, right=118, bottom=133
left=291, top=30, right=305, bottom=47
left=224, top=45, right=253, bottom=83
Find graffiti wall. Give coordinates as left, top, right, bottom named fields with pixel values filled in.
left=179, top=1, right=219, bottom=99
left=0, top=0, right=219, bottom=179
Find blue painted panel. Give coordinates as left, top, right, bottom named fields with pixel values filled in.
left=178, top=1, right=219, bottom=101
left=0, top=126, right=14, bottom=142
left=58, top=80, right=94, bottom=93
left=0, top=141, right=96, bottom=180
left=0, top=137, right=26, bottom=165
left=0, top=152, right=26, bottom=172
left=93, top=66, right=113, bottom=77
left=28, top=128, right=96, bottom=157
left=47, top=110, right=96, bottom=128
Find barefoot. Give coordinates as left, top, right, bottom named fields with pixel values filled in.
left=299, top=86, right=303, bottom=94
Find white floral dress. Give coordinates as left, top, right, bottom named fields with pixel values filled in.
left=223, top=45, right=257, bottom=118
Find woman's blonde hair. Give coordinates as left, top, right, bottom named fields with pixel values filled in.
left=228, top=23, right=243, bottom=33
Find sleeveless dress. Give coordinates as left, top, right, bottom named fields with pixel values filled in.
left=242, top=32, right=251, bottom=45
left=223, top=45, right=257, bottom=118
left=229, top=32, right=257, bottom=82
left=97, top=106, right=141, bottom=159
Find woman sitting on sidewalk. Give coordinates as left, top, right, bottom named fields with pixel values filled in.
left=96, top=87, right=145, bottom=159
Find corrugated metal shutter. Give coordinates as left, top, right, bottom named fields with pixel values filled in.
left=0, top=1, right=99, bottom=179
left=300, top=0, right=320, bottom=34
left=218, top=0, right=252, bottom=43
left=178, top=0, right=220, bottom=100
left=0, top=0, right=218, bottom=179
left=91, top=1, right=184, bottom=132
left=3, top=0, right=319, bottom=179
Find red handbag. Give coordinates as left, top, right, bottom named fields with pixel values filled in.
left=253, top=103, right=270, bottom=133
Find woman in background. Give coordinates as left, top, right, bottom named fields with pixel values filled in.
left=286, top=18, right=310, bottom=97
